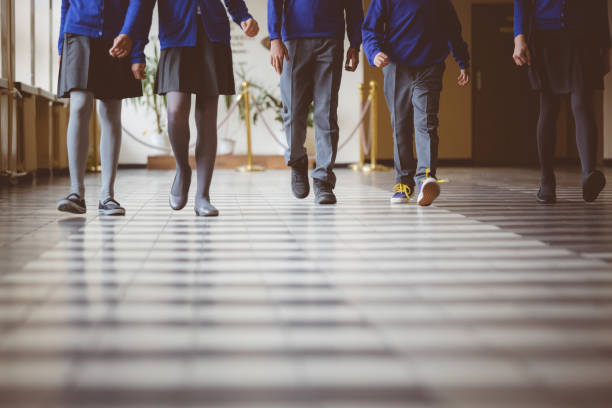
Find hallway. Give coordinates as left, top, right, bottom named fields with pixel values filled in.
left=1, top=168, right=612, bottom=407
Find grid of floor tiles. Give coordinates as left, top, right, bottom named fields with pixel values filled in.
left=1, top=168, right=612, bottom=408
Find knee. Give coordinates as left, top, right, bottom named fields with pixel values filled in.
left=98, top=101, right=121, bottom=122
left=571, top=96, right=591, bottom=117
left=313, top=109, right=338, bottom=132
left=70, top=98, right=93, bottom=117
left=167, top=103, right=190, bottom=123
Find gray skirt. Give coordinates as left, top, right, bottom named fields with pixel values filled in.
left=529, top=30, right=605, bottom=94
left=154, top=19, right=236, bottom=96
left=57, top=33, right=143, bottom=100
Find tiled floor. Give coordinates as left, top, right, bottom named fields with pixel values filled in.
left=1, top=167, right=612, bottom=408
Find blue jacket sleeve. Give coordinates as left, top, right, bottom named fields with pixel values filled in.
left=267, top=0, right=283, bottom=41
left=345, top=0, right=364, bottom=50
left=442, top=0, right=469, bottom=69
left=58, top=0, right=70, bottom=56
left=129, top=0, right=156, bottom=64
left=224, top=0, right=252, bottom=26
left=120, top=0, right=144, bottom=38
left=514, top=0, right=529, bottom=38
left=361, top=0, right=386, bottom=67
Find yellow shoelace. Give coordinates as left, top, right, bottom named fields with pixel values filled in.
left=426, top=168, right=448, bottom=183
left=393, top=183, right=412, bottom=197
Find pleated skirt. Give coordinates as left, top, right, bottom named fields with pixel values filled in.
left=154, top=19, right=236, bottom=96
left=529, top=30, right=605, bottom=94
left=57, top=33, right=143, bottom=100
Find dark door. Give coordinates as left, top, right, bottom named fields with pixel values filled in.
left=472, top=4, right=539, bottom=165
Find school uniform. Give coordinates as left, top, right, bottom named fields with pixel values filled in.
left=57, top=0, right=148, bottom=100
left=268, top=0, right=364, bottom=188
left=362, top=0, right=469, bottom=187
left=514, top=0, right=611, bottom=93
left=143, top=0, right=252, bottom=96
left=514, top=0, right=610, bottom=201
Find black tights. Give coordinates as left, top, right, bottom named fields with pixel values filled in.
left=166, top=92, right=218, bottom=199
left=537, top=90, right=598, bottom=189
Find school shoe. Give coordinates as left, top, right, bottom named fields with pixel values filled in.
left=98, top=198, right=126, bottom=216
left=391, top=184, right=413, bottom=204
left=313, top=179, right=337, bottom=205
left=536, top=188, right=556, bottom=204
left=169, top=169, right=192, bottom=210
left=57, top=193, right=86, bottom=214
left=583, top=170, right=606, bottom=203
left=291, top=158, right=310, bottom=199
left=417, top=177, right=441, bottom=207
left=195, top=197, right=219, bottom=217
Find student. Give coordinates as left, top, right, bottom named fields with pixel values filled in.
left=513, top=0, right=610, bottom=204
left=141, top=0, right=259, bottom=217
left=56, top=0, right=148, bottom=216
left=362, top=0, right=470, bottom=207
left=268, top=0, right=364, bottom=205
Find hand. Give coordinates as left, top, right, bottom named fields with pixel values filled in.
left=109, top=34, right=133, bottom=59
left=241, top=18, right=259, bottom=38
left=374, top=52, right=390, bottom=68
left=345, top=48, right=359, bottom=72
left=602, top=49, right=611, bottom=75
left=132, top=63, right=146, bottom=80
left=270, top=39, right=289, bottom=75
left=458, top=69, right=470, bottom=86
left=513, top=34, right=531, bottom=66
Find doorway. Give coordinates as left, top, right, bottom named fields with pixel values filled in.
left=472, top=3, right=539, bottom=165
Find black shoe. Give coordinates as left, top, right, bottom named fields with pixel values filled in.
left=57, top=193, right=86, bottom=214
left=313, top=179, right=337, bottom=205
left=195, top=197, right=219, bottom=217
left=98, top=198, right=126, bottom=216
left=583, top=170, right=606, bottom=203
left=291, top=158, right=310, bottom=199
left=536, top=189, right=556, bottom=204
left=169, top=169, right=192, bottom=210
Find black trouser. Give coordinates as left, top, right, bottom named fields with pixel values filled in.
left=537, top=89, right=598, bottom=188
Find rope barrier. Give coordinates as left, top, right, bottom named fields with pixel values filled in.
left=120, top=93, right=243, bottom=152
left=248, top=93, right=372, bottom=154
left=119, top=83, right=375, bottom=162
left=339, top=98, right=372, bottom=153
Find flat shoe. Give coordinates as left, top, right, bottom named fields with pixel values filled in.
left=195, top=198, right=219, bottom=217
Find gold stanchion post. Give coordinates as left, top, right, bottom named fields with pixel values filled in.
left=88, top=102, right=101, bottom=172
left=236, top=81, right=264, bottom=172
left=349, top=83, right=367, bottom=171
left=363, top=81, right=389, bottom=172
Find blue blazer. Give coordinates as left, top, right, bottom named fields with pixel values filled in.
left=142, top=0, right=253, bottom=49
left=514, top=0, right=611, bottom=48
left=59, top=0, right=147, bottom=63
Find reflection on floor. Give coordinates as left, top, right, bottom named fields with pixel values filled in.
left=1, top=167, right=612, bottom=408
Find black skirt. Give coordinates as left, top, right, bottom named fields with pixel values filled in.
left=154, top=19, right=236, bottom=96
left=57, top=33, right=143, bottom=100
left=529, top=30, right=605, bottom=94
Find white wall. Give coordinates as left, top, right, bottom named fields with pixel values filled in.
left=120, top=0, right=363, bottom=165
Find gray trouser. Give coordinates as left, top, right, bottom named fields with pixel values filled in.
left=281, top=38, right=344, bottom=187
left=383, top=62, right=445, bottom=186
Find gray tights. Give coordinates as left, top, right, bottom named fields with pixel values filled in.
left=67, top=90, right=122, bottom=202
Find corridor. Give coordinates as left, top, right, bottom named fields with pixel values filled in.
left=1, top=168, right=612, bottom=407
